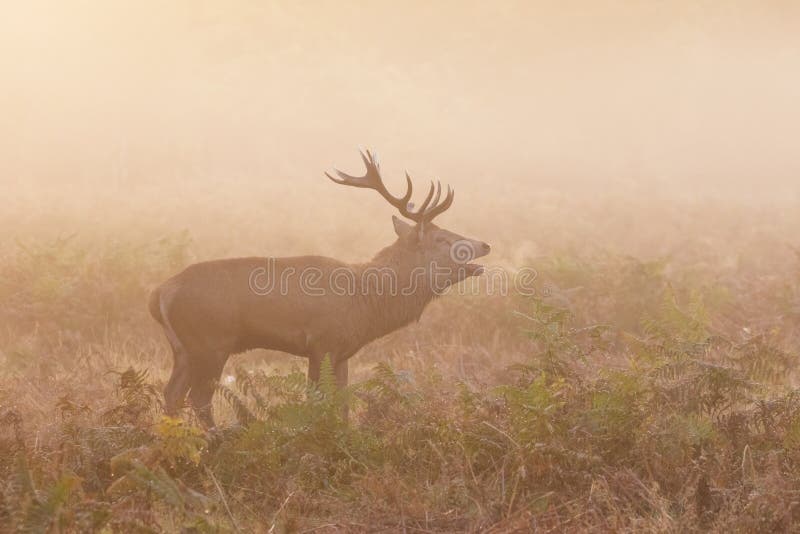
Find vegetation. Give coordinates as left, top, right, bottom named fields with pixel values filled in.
left=2, top=196, right=800, bottom=532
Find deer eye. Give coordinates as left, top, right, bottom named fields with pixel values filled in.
left=435, top=236, right=449, bottom=244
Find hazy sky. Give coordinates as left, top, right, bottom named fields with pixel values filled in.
left=2, top=1, right=799, bottom=193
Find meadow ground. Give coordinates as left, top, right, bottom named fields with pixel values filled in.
left=2, top=184, right=800, bottom=532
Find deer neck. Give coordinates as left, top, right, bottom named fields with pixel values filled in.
left=354, top=241, right=438, bottom=340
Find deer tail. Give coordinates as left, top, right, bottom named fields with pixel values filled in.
left=150, top=282, right=187, bottom=356
left=148, top=287, right=164, bottom=325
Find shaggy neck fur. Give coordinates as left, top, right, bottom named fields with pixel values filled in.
left=353, top=239, right=439, bottom=342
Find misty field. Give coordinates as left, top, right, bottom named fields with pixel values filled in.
left=2, top=189, right=800, bottom=533
left=4, top=1, right=800, bottom=532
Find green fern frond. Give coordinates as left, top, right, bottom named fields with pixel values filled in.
left=22, top=474, right=80, bottom=534
left=318, top=355, right=337, bottom=400
left=217, top=384, right=257, bottom=426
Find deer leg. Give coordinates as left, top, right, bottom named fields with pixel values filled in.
left=189, top=377, right=216, bottom=429
left=188, top=354, right=226, bottom=429
left=334, top=358, right=350, bottom=421
left=308, top=354, right=350, bottom=420
left=307, top=354, right=323, bottom=384
left=334, top=358, right=348, bottom=389
left=308, top=353, right=349, bottom=387
left=308, top=354, right=352, bottom=420
left=164, top=349, right=190, bottom=416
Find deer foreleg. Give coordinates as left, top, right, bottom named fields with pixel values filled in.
left=307, top=353, right=348, bottom=386
left=334, top=358, right=348, bottom=389
left=307, top=354, right=323, bottom=383
left=307, top=353, right=350, bottom=420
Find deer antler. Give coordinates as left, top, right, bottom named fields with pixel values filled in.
left=326, top=150, right=454, bottom=224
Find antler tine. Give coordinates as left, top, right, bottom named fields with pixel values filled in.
left=402, top=172, right=414, bottom=205
left=425, top=180, right=442, bottom=215
left=325, top=149, right=382, bottom=187
left=326, top=150, right=453, bottom=224
left=325, top=169, right=354, bottom=184
left=324, top=170, right=345, bottom=184
left=414, top=180, right=436, bottom=216
left=362, top=149, right=377, bottom=171
left=327, top=149, right=413, bottom=212
left=325, top=169, right=369, bottom=186
left=422, top=185, right=454, bottom=222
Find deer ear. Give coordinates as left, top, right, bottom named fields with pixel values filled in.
left=392, top=216, right=417, bottom=242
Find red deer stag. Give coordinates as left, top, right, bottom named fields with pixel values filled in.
left=149, top=150, right=490, bottom=427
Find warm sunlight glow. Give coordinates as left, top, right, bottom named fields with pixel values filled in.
left=2, top=2, right=800, bottom=531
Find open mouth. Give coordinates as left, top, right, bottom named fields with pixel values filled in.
left=450, top=240, right=490, bottom=278
left=459, top=251, right=489, bottom=277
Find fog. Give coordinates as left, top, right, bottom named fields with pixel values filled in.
left=2, top=1, right=800, bottom=257
left=4, top=7, right=800, bottom=528
left=3, top=1, right=798, bottom=184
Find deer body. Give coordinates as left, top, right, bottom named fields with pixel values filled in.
left=151, top=151, right=489, bottom=427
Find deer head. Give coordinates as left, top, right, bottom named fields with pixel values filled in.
left=326, top=150, right=491, bottom=288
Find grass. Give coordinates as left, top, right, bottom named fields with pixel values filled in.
left=2, top=191, right=800, bottom=532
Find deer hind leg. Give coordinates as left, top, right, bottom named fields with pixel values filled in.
left=188, top=354, right=227, bottom=429
left=158, top=285, right=190, bottom=417
left=164, top=349, right=190, bottom=416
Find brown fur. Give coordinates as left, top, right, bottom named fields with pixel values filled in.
left=150, top=155, right=490, bottom=427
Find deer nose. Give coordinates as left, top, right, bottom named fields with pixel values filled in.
left=479, top=242, right=491, bottom=255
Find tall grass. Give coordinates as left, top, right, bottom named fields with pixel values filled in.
left=2, top=195, right=800, bottom=531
